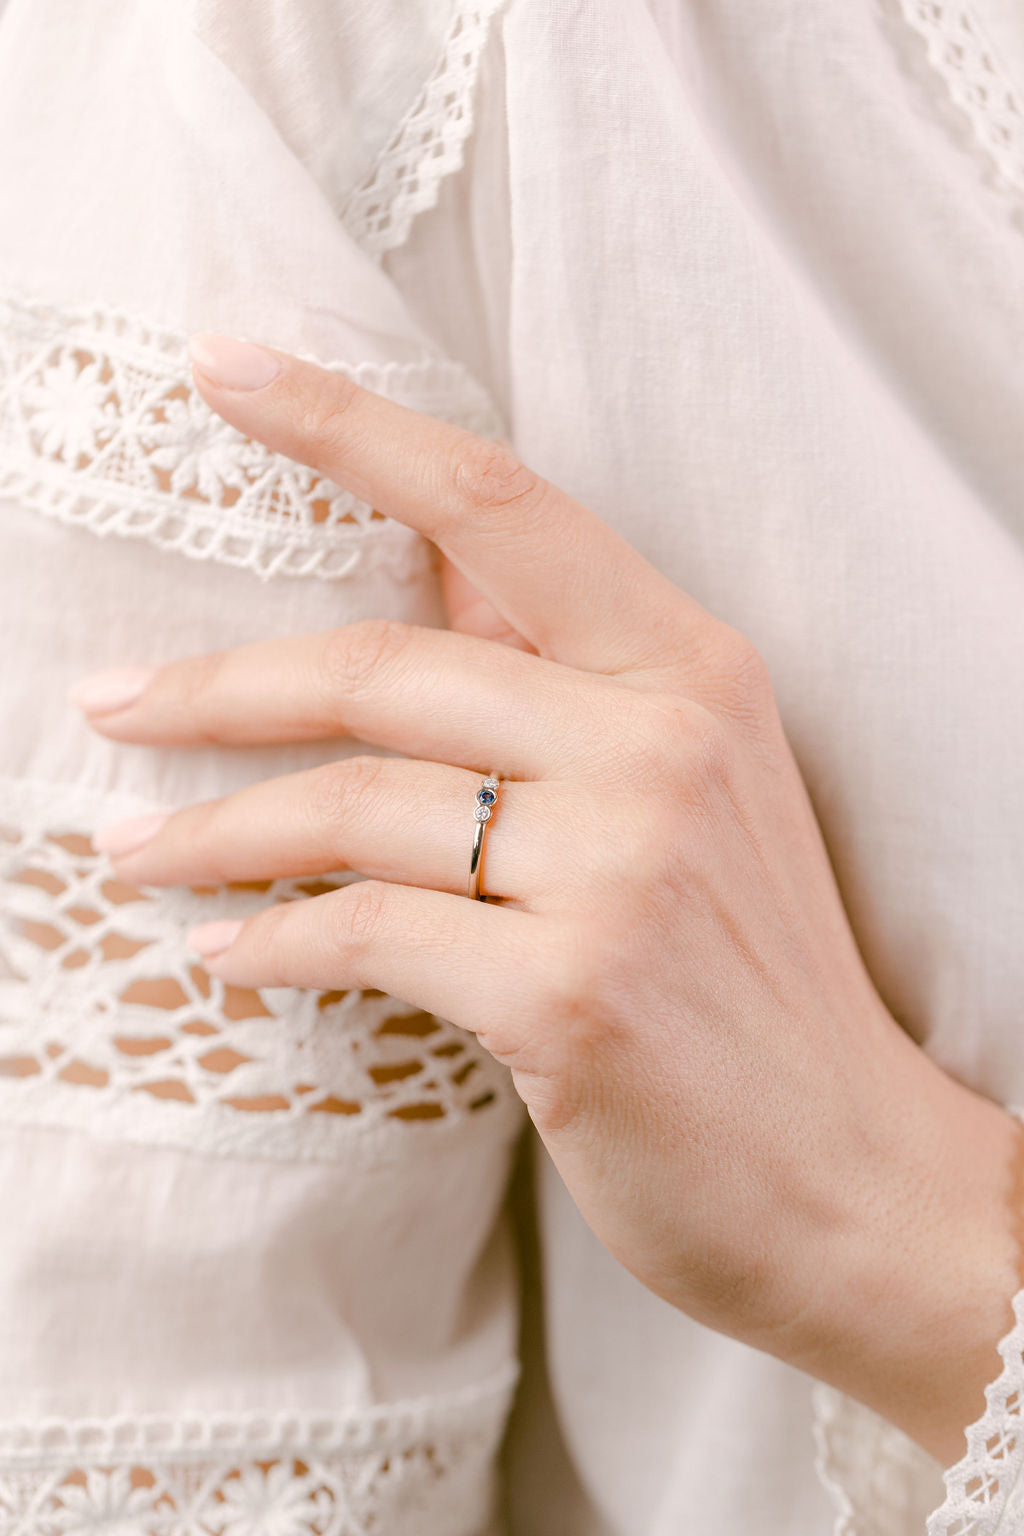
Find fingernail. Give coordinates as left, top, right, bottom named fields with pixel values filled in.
left=93, top=812, right=170, bottom=857
left=188, top=332, right=283, bottom=391
left=67, top=667, right=156, bottom=715
left=187, top=919, right=244, bottom=957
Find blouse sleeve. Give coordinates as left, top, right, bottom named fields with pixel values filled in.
left=0, top=5, right=526, bottom=1533
left=813, top=1108, right=1024, bottom=1535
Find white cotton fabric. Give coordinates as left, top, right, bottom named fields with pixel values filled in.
left=0, top=1, right=1022, bottom=1533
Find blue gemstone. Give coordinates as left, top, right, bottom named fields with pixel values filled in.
left=477, top=788, right=496, bottom=805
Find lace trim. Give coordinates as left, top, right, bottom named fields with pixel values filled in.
left=0, top=290, right=504, bottom=582
left=0, top=1366, right=518, bottom=1536
left=340, top=0, right=506, bottom=260
left=895, top=0, right=1024, bottom=199
left=812, top=1103, right=1024, bottom=1536
left=926, top=1285, right=1024, bottom=1533
left=0, top=775, right=523, bottom=1163
left=0, top=1365, right=518, bottom=1461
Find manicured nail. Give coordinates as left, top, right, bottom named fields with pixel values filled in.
left=67, top=667, right=156, bottom=715
left=188, top=332, right=283, bottom=391
left=93, top=813, right=170, bottom=857
left=187, top=919, right=244, bottom=957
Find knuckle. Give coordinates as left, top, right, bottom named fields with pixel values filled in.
left=168, top=650, right=228, bottom=733
left=596, top=698, right=681, bottom=789
left=294, top=372, right=362, bottom=459
left=634, top=695, right=737, bottom=802
left=574, top=798, right=653, bottom=890
left=308, top=755, right=387, bottom=832
left=615, top=695, right=704, bottom=784
left=338, top=879, right=391, bottom=948
left=704, top=625, right=775, bottom=720
left=247, top=899, right=296, bottom=983
left=683, top=713, right=735, bottom=794
left=186, top=797, right=235, bottom=880
left=317, top=619, right=413, bottom=700
left=446, top=435, right=547, bottom=522
left=528, top=928, right=629, bottom=1107
left=539, top=934, right=602, bottom=1027
left=606, top=813, right=661, bottom=888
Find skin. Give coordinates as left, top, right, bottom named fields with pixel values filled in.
left=71, top=332, right=1024, bottom=1468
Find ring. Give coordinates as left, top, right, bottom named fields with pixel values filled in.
left=468, top=776, right=501, bottom=901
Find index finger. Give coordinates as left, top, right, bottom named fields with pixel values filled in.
left=188, top=332, right=725, bottom=680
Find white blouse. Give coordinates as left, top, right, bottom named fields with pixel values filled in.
left=1, top=1, right=1023, bottom=1533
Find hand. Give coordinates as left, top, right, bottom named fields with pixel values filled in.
left=72, top=332, right=1023, bottom=1463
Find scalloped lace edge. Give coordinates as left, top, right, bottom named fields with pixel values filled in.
left=895, top=0, right=1024, bottom=199
left=340, top=0, right=506, bottom=260
left=812, top=1101, right=1024, bottom=1535
left=925, top=1284, right=1024, bottom=1533
left=0, top=1362, right=520, bottom=1463
left=0, top=288, right=505, bottom=583
left=0, top=462, right=433, bottom=584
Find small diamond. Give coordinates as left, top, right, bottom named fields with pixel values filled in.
left=473, top=804, right=492, bottom=823
left=477, top=788, right=496, bottom=805
left=482, top=777, right=499, bottom=790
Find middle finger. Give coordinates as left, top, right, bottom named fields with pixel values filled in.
left=75, top=621, right=629, bottom=782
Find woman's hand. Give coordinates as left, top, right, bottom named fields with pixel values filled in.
left=71, top=333, right=1023, bottom=1463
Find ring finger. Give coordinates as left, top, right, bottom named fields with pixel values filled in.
left=96, top=755, right=571, bottom=904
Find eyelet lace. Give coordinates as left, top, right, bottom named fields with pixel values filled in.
left=894, top=0, right=1024, bottom=201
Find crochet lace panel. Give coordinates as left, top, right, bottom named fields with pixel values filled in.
left=0, top=291, right=504, bottom=583
left=0, top=1366, right=519, bottom=1536
left=894, top=0, right=1024, bottom=200
left=812, top=1107, right=1024, bottom=1536
left=0, top=776, right=523, bottom=1163
left=339, top=0, right=505, bottom=260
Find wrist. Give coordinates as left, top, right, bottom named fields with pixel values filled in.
left=787, top=1023, right=1023, bottom=1465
